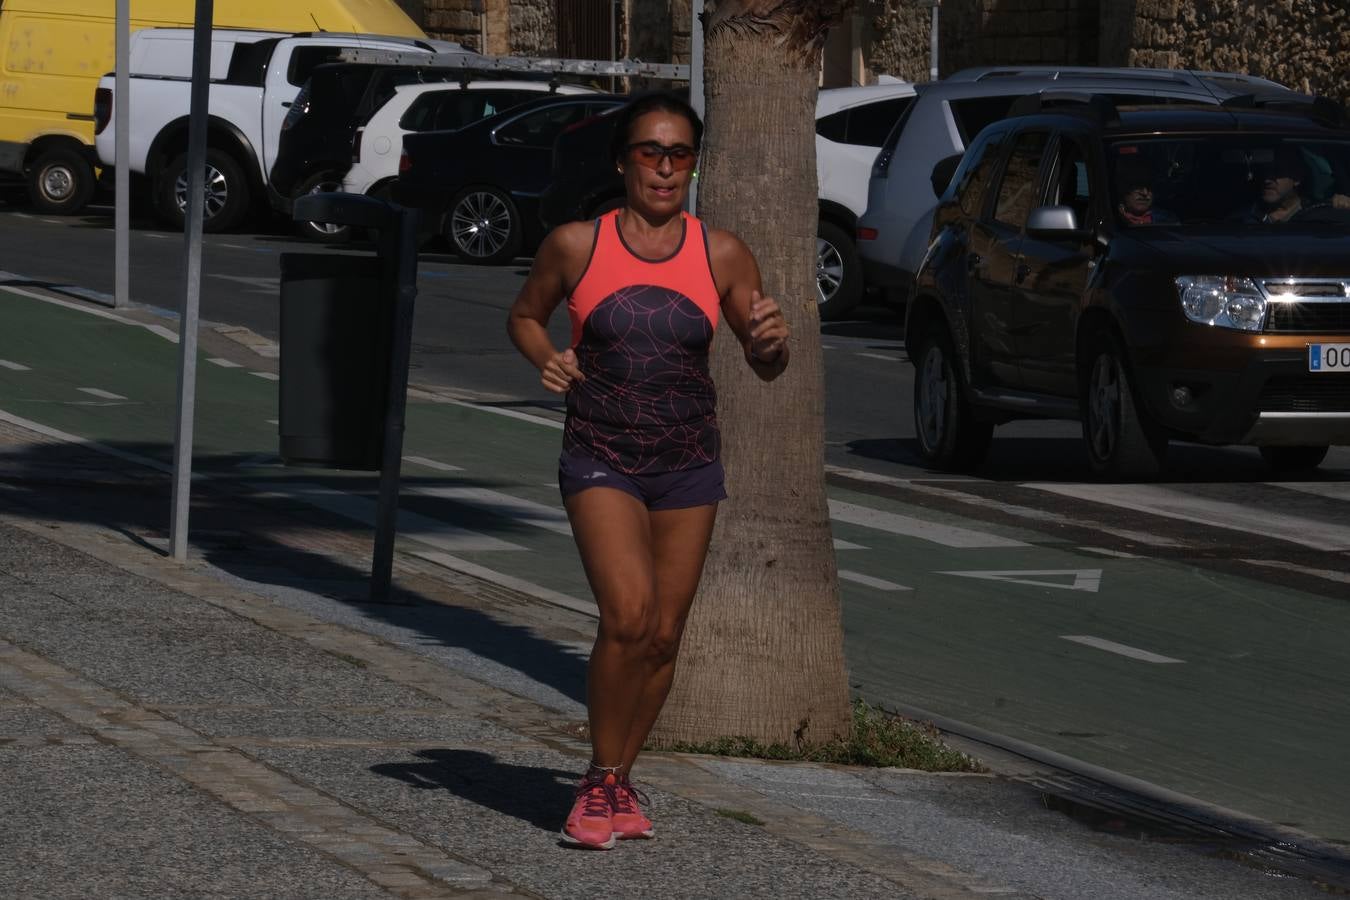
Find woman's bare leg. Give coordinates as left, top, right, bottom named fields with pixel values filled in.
left=565, top=487, right=660, bottom=770
left=618, top=503, right=718, bottom=775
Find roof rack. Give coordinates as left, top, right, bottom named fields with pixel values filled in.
left=947, top=66, right=1284, bottom=90
left=335, top=47, right=690, bottom=81
left=1219, top=92, right=1349, bottom=128
left=1006, top=91, right=1121, bottom=125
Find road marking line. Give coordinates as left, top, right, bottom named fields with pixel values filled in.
left=1060, top=635, right=1184, bottom=664
left=207, top=357, right=243, bottom=368
left=942, top=568, right=1101, bottom=592
left=265, top=418, right=279, bottom=425
left=855, top=352, right=898, bottom=362
left=0, top=360, right=30, bottom=371
left=1024, top=482, right=1350, bottom=552
left=403, top=455, right=464, bottom=472
left=1242, top=559, right=1350, bottom=585
left=1270, top=481, right=1350, bottom=503
left=142, top=233, right=170, bottom=239
left=250, top=371, right=280, bottom=381
left=409, top=549, right=596, bottom=619
left=220, top=243, right=249, bottom=250
left=250, top=482, right=525, bottom=553
left=1077, top=546, right=1140, bottom=559
left=405, top=484, right=572, bottom=536
left=838, top=570, right=911, bottom=591
left=0, top=408, right=172, bottom=474
left=834, top=539, right=868, bottom=550
left=77, top=387, right=127, bottom=401
left=442, top=397, right=564, bottom=430
left=828, top=499, right=1029, bottom=549
left=143, top=324, right=180, bottom=343
left=234, top=454, right=283, bottom=469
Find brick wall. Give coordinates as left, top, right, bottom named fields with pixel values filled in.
left=1123, top=0, right=1349, bottom=104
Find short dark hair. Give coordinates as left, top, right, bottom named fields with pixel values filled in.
left=609, top=92, right=704, bottom=165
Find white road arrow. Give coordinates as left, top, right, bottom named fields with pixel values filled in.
left=939, top=569, right=1103, bottom=593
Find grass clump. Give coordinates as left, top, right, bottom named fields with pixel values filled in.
left=663, top=699, right=985, bottom=773
left=715, top=808, right=766, bottom=826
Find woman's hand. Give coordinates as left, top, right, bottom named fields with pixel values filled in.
left=748, top=290, right=789, bottom=364
left=541, top=348, right=586, bottom=394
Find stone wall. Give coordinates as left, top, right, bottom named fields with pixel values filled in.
left=1124, top=0, right=1349, bottom=104
left=424, top=0, right=482, bottom=51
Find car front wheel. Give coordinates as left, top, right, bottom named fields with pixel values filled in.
left=1258, top=445, right=1328, bottom=472
left=1082, top=331, right=1166, bottom=480
left=913, top=326, right=992, bottom=470
left=445, top=186, right=522, bottom=265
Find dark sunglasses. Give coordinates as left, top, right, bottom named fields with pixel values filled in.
left=626, top=141, right=698, bottom=172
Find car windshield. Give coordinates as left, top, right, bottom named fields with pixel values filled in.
left=1108, top=135, right=1350, bottom=227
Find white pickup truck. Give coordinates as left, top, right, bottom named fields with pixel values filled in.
left=95, top=28, right=478, bottom=232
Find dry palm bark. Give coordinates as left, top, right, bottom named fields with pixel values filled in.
left=650, top=0, right=855, bottom=747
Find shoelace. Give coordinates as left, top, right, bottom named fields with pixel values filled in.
left=614, top=778, right=649, bottom=815
left=575, top=775, right=618, bottom=819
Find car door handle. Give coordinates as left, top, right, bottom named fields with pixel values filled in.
left=1014, top=262, right=1032, bottom=284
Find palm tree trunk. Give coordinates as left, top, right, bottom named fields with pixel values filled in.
left=650, top=0, right=854, bottom=747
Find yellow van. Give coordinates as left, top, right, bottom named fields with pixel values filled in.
left=0, top=0, right=423, bottom=213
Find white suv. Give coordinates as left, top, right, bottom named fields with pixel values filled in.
left=813, top=80, right=915, bottom=320
left=344, top=81, right=596, bottom=199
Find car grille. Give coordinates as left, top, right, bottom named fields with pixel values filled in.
left=1259, top=376, right=1350, bottom=413
left=1259, top=278, right=1350, bottom=334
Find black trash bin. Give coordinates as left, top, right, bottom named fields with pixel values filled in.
left=278, top=252, right=393, bottom=470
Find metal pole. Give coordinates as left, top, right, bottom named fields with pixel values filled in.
left=169, top=0, right=214, bottom=561
left=369, top=207, right=422, bottom=603
left=610, top=0, right=618, bottom=94
left=114, top=0, right=129, bottom=309
left=930, top=1, right=940, bottom=82
left=688, top=0, right=704, bottom=215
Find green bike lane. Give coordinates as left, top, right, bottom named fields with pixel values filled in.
left=3, top=286, right=1348, bottom=846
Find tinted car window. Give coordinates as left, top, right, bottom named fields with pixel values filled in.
left=847, top=97, right=913, bottom=147
left=950, top=96, right=1019, bottom=146
left=401, top=89, right=538, bottom=133
left=496, top=103, right=590, bottom=147
left=952, top=130, right=1008, bottom=217
left=993, top=130, right=1049, bottom=227
left=1049, top=135, right=1095, bottom=226
left=287, top=46, right=348, bottom=87
left=816, top=109, right=849, bottom=143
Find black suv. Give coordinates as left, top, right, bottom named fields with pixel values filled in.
left=909, top=94, right=1350, bottom=478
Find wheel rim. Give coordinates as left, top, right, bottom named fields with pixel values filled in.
left=1088, top=354, right=1121, bottom=461
left=174, top=164, right=229, bottom=219
left=917, top=344, right=950, bottom=452
left=40, top=164, right=75, bottom=202
left=815, top=237, right=844, bottom=305
left=450, top=192, right=511, bottom=258
left=306, top=180, right=345, bottom=235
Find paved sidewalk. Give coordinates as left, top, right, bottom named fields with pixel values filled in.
left=0, top=415, right=1337, bottom=898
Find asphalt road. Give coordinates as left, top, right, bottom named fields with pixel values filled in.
left=4, top=201, right=1350, bottom=851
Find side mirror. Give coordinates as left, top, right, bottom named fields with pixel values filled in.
left=1026, top=205, right=1089, bottom=239
left=930, top=153, right=963, bottom=198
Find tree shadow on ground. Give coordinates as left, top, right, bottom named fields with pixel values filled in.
left=371, top=749, right=577, bottom=833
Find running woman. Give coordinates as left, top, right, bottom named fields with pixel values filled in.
left=506, top=92, right=789, bottom=849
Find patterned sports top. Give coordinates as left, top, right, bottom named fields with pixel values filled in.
left=563, top=210, right=722, bottom=474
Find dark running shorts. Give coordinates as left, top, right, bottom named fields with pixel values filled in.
left=558, top=452, right=727, bottom=511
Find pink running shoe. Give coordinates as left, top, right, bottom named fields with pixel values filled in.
left=561, top=771, right=617, bottom=849
left=612, top=777, right=654, bottom=840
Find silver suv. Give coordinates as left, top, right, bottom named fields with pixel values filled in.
left=856, top=66, right=1290, bottom=312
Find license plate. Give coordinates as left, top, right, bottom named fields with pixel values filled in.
left=1308, top=343, right=1350, bottom=372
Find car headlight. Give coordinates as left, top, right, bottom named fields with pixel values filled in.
left=1174, top=276, right=1266, bottom=332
